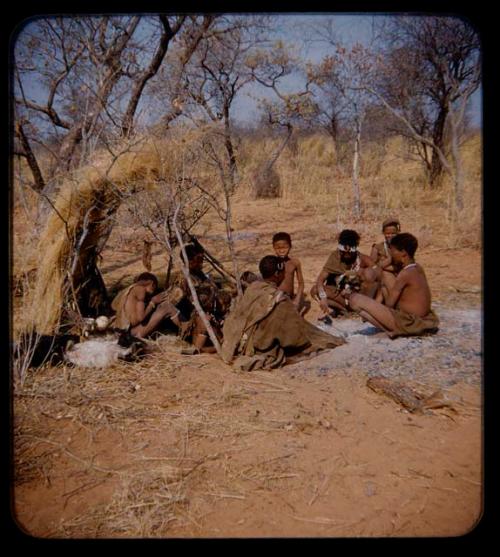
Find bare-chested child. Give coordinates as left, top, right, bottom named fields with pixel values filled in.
left=272, top=232, right=311, bottom=316
left=111, top=272, right=186, bottom=338
left=339, top=232, right=439, bottom=338
left=370, top=218, right=401, bottom=303
left=311, top=229, right=379, bottom=318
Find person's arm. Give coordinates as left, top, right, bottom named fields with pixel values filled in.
left=384, top=271, right=408, bottom=308
left=370, top=244, right=379, bottom=263
left=360, top=253, right=377, bottom=269
left=378, top=253, right=394, bottom=271
left=129, top=286, right=155, bottom=326
left=292, top=260, right=305, bottom=305
left=315, top=269, right=331, bottom=313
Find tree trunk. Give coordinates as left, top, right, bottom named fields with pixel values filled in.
left=223, top=103, right=238, bottom=188
left=329, top=115, right=339, bottom=162
left=448, top=109, right=464, bottom=212
left=15, top=122, right=45, bottom=193
left=224, top=193, right=243, bottom=298
left=429, top=106, right=448, bottom=189
left=121, top=15, right=180, bottom=137
left=352, top=121, right=362, bottom=220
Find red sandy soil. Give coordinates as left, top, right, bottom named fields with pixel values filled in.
left=12, top=200, right=483, bottom=539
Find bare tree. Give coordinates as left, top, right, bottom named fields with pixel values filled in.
left=374, top=16, right=481, bottom=191
left=309, top=44, right=374, bottom=219
left=169, top=16, right=270, bottom=297
left=13, top=15, right=216, bottom=196
left=248, top=40, right=317, bottom=196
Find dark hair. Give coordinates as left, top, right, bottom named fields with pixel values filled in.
left=382, top=218, right=401, bottom=232
left=390, top=233, right=418, bottom=257
left=259, top=255, right=283, bottom=279
left=181, top=243, right=204, bottom=263
left=272, top=232, right=292, bottom=246
left=338, top=229, right=360, bottom=247
left=136, top=272, right=158, bottom=287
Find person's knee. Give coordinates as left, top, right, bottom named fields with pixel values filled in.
left=310, top=284, right=318, bottom=298
left=157, top=300, right=176, bottom=315
left=363, top=268, right=378, bottom=283
left=348, top=292, right=363, bottom=311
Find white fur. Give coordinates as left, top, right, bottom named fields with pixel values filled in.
left=65, top=337, right=132, bottom=368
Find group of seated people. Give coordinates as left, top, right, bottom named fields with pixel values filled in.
left=109, top=217, right=439, bottom=369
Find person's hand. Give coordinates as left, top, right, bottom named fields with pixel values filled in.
left=339, top=286, right=351, bottom=298
left=319, top=299, right=330, bottom=314
left=152, top=291, right=169, bottom=304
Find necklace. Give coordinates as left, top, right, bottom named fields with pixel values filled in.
left=403, top=262, right=417, bottom=270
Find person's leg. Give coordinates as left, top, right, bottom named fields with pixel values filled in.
left=381, top=271, right=396, bottom=303
left=347, top=292, right=397, bottom=332
left=323, top=285, right=349, bottom=315
left=131, top=301, right=180, bottom=338
left=359, top=267, right=380, bottom=299
left=191, top=315, right=217, bottom=353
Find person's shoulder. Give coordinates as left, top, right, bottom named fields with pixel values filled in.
left=131, top=283, right=146, bottom=298
left=288, top=256, right=301, bottom=267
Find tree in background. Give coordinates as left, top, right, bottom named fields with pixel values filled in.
left=13, top=15, right=215, bottom=198
left=308, top=43, right=374, bottom=219
left=248, top=39, right=317, bottom=198
left=372, top=15, right=481, bottom=203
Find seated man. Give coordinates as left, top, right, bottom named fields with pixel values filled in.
left=167, top=243, right=232, bottom=354
left=221, top=255, right=345, bottom=371
left=338, top=233, right=439, bottom=338
left=111, top=272, right=185, bottom=338
left=370, top=217, right=401, bottom=303
left=311, top=229, right=379, bottom=318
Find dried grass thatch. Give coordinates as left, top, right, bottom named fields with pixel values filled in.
left=21, top=142, right=168, bottom=336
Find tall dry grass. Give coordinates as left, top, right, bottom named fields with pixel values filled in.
left=236, top=131, right=482, bottom=249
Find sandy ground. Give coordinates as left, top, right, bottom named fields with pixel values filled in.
left=11, top=200, right=483, bottom=539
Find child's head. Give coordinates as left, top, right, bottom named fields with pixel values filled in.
left=259, top=255, right=285, bottom=283
left=337, top=229, right=360, bottom=263
left=382, top=218, right=401, bottom=244
left=136, top=272, right=158, bottom=294
left=272, top=232, right=292, bottom=258
left=390, top=232, right=418, bottom=260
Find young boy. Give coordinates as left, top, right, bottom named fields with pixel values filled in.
left=272, top=232, right=310, bottom=316
left=370, top=218, right=401, bottom=303
left=111, top=272, right=185, bottom=338
left=339, top=232, right=439, bottom=338
left=311, top=229, right=379, bottom=318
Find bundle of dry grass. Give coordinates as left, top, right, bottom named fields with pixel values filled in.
left=20, top=141, right=168, bottom=336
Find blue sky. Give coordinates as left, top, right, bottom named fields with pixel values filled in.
left=231, top=14, right=482, bottom=126
left=13, top=14, right=482, bottom=129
